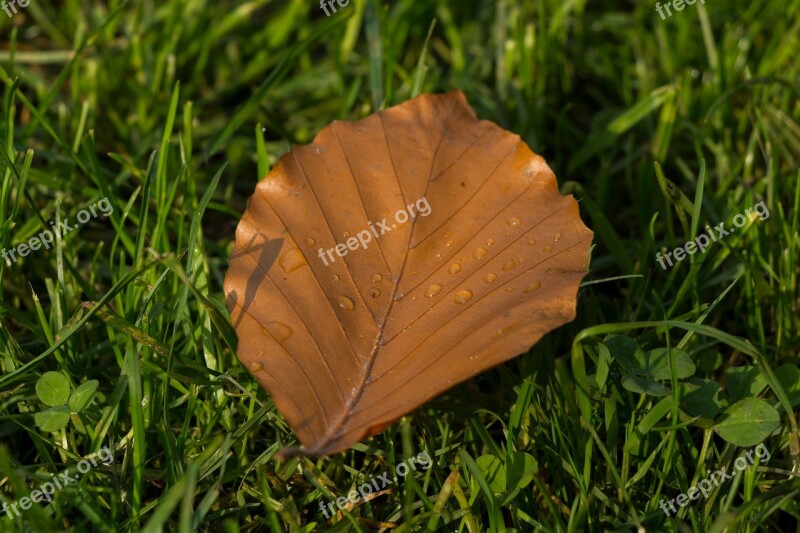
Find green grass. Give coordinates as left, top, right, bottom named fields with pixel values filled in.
left=1, top=0, right=800, bottom=531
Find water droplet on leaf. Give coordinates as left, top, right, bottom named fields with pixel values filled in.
left=425, top=284, right=443, bottom=298
left=524, top=281, right=541, bottom=293
left=264, top=322, right=293, bottom=343
left=337, top=296, right=355, bottom=311
left=279, top=248, right=307, bottom=273
left=454, top=290, right=473, bottom=304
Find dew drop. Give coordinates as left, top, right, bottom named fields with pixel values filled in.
left=263, top=322, right=293, bottom=343
left=496, top=324, right=515, bottom=336
left=554, top=232, right=563, bottom=241
left=502, top=259, right=517, bottom=271
left=454, top=290, right=473, bottom=304
left=484, top=273, right=497, bottom=283
left=337, top=296, right=355, bottom=311
left=444, top=231, right=453, bottom=238
left=248, top=361, right=264, bottom=372
left=487, top=238, right=495, bottom=246
left=425, top=284, right=443, bottom=298
left=368, top=287, right=381, bottom=298
left=372, top=273, right=383, bottom=283
left=279, top=248, right=307, bottom=273
left=544, top=245, right=554, bottom=253
left=528, top=239, right=537, bottom=246
left=343, top=231, right=350, bottom=238
left=524, top=281, right=542, bottom=293
left=305, top=237, right=316, bottom=247
left=508, top=217, right=522, bottom=227
left=445, top=240, right=454, bottom=247
left=449, top=263, right=462, bottom=274
left=473, top=247, right=488, bottom=260
left=332, top=274, right=340, bottom=282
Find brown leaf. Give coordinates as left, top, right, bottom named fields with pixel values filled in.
left=224, top=90, right=593, bottom=456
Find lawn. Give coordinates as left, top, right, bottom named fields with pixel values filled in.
left=1, top=0, right=799, bottom=531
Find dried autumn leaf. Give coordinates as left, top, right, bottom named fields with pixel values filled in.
left=224, top=91, right=593, bottom=456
